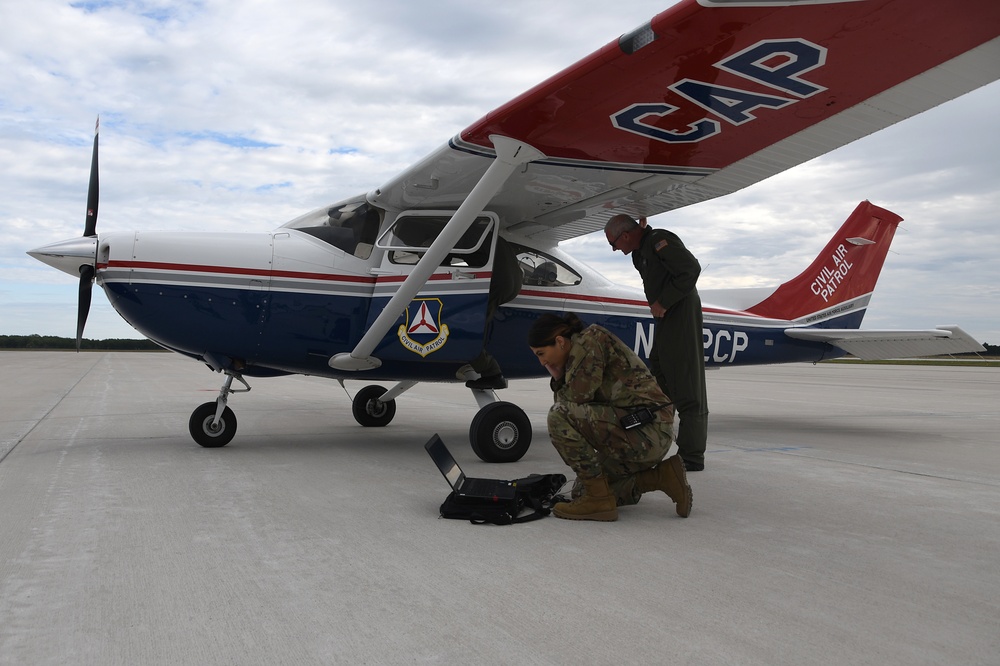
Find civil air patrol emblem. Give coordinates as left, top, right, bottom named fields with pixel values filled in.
left=398, top=298, right=450, bottom=357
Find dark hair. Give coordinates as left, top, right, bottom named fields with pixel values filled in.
left=527, top=312, right=585, bottom=347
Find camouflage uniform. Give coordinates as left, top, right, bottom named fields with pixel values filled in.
left=547, top=324, right=675, bottom=506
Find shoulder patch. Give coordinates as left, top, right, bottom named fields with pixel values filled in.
left=654, top=239, right=669, bottom=252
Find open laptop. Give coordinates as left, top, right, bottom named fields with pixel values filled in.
left=424, top=434, right=516, bottom=500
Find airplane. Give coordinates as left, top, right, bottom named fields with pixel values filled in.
left=28, top=0, right=996, bottom=462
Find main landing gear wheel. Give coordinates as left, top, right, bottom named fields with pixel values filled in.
left=189, top=402, right=237, bottom=448
left=469, top=401, right=531, bottom=463
left=352, top=384, right=397, bottom=427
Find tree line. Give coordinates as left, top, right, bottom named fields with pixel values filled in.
left=1, top=333, right=995, bottom=356
left=0, top=334, right=162, bottom=351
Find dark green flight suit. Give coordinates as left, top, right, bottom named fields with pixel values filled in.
left=469, top=236, right=523, bottom=379
left=632, top=226, right=708, bottom=468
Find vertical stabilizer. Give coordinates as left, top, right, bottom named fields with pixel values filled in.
left=745, top=201, right=903, bottom=322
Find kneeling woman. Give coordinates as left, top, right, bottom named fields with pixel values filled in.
left=527, top=313, right=692, bottom=521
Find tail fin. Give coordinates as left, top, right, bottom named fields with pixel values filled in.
left=745, top=201, right=903, bottom=322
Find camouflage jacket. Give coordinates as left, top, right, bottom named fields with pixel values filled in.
left=551, top=325, right=669, bottom=409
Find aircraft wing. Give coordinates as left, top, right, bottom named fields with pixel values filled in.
left=784, top=325, right=985, bottom=361
left=370, top=0, right=1000, bottom=243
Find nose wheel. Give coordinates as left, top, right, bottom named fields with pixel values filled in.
left=188, top=371, right=250, bottom=447
left=189, top=402, right=237, bottom=447
left=469, top=401, right=531, bottom=463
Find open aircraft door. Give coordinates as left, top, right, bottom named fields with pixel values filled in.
left=363, top=210, right=499, bottom=367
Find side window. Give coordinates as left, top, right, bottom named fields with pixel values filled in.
left=513, top=246, right=581, bottom=287
left=380, top=214, right=494, bottom=267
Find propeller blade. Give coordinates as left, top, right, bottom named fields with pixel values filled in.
left=77, top=265, right=95, bottom=352
left=84, top=117, right=99, bottom=237
left=77, top=117, right=100, bottom=350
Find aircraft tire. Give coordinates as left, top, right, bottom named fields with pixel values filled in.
left=352, top=385, right=396, bottom=427
left=189, top=402, right=237, bottom=448
left=469, top=402, right=531, bottom=463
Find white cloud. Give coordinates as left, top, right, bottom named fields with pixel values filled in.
left=2, top=0, right=998, bottom=345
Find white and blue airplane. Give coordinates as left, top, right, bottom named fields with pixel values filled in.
left=29, top=0, right=995, bottom=461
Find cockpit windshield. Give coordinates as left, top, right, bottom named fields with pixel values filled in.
left=280, top=196, right=382, bottom=260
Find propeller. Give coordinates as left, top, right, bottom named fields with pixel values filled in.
left=77, top=117, right=100, bottom=351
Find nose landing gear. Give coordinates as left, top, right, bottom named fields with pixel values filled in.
left=189, top=372, right=251, bottom=447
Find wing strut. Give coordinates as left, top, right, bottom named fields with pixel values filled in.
left=329, top=135, right=545, bottom=371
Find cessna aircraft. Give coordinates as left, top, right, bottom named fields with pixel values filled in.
left=29, top=0, right=996, bottom=462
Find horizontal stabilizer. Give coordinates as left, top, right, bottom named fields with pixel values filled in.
left=784, top=326, right=985, bottom=361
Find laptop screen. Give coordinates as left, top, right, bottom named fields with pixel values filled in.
left=425, top=435, right=464, bottom=489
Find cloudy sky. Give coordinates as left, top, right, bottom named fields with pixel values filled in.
left=3, top=0, right=998, bottom=345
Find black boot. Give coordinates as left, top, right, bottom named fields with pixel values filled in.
left=465, top=373, right=507, bottom=390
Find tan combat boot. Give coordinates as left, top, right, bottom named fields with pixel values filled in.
left=636, top=454, right=693, bottom=518
left=552, top=476, right=618, bottom=521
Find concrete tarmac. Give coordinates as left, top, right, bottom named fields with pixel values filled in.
left=1, top=352, right=998, bottom=665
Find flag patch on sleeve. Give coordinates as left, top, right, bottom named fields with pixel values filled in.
left=655, top=239, right=669, bottom=251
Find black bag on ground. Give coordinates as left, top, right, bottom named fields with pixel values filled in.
left=438, top=473, right=568, bottom=525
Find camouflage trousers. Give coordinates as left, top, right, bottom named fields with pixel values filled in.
left=547, top=401, right=674, bottom=506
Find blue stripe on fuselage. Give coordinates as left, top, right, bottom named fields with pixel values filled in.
left=104, top=282, right=856, bottom=381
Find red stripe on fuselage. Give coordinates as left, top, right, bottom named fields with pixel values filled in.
left=104, top=261, right=747, bottom=316
left=372, top=272, right=492, bottom=283
left=518, top=288, right=743, bottom=316
left=107, top=260, right=491, bottom=285
left=107, top=259, right=378, bottom=284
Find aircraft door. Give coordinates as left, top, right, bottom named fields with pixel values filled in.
left=364, top=211, right=498, bottom=365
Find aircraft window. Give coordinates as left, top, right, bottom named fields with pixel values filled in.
left=281, top=198, right=382, bottom=260
left=382, top=215, right=494, bottom=267
left=513, top=246, right=581, bottom=287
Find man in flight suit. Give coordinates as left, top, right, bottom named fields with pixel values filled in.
left=465, top=236, right=522, bottom=389
left=604, top=214, right=708, bottom=471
